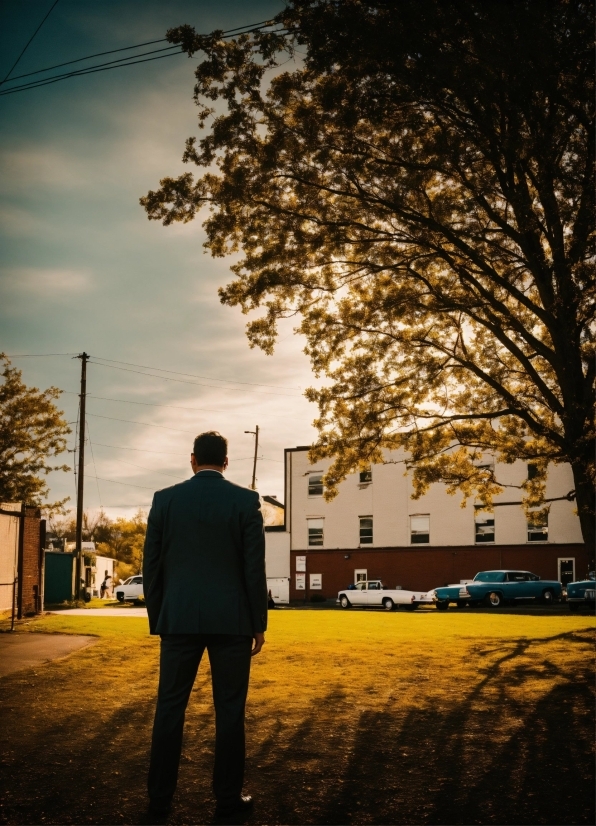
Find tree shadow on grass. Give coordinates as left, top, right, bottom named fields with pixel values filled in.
left=246, top=629, right=594, bottom=826
left=0, top=629, right=593, bottom=825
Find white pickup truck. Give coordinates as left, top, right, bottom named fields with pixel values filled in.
left=337, top=580, right=433, bottom=611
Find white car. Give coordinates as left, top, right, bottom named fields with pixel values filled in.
left=337, top=580, right=433, bottom=611
left=115, top=575, right=144, bottom=603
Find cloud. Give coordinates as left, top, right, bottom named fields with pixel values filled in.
left=0, top=148, right=91, bottom=193
left=1, top=267, right=93, bottom=295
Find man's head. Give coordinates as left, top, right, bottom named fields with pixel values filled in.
left=191, top=431, right=228, bottom=473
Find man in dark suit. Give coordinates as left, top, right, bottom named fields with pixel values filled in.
left=143, top=431, right=267, bottom=822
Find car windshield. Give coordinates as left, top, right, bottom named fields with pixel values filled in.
left=474, top=571, right=505, bottom=583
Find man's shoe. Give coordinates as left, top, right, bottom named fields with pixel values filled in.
left=214, top=794, right=254, bottom=820
left=145, top=799, right=172, bottom=824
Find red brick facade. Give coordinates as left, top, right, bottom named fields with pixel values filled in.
left=17, top=507, right=44, bottom=618
left=290, top=543, right=588, bottom=601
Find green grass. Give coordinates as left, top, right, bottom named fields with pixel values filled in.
left=0, top=610, right=594, bottom=824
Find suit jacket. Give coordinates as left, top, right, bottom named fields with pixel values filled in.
left=143, top=470, right=268, bottom=636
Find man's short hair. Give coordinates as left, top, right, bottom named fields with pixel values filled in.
left=193, top=431, right=228, bottom=466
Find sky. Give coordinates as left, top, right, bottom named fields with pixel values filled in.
left=0, top=0, right=321, bottom=519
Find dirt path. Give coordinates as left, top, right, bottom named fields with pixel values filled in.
left=0, top=633, right=97, bottom=677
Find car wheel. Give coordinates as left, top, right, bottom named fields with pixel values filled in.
left=382, top=598, right=395, bottom=611
left=456, top=600, right=467, bottom=609
left=435, top=600, right=449, bottom=611
left=340, top=595, right=351, bottom=609
left=116, top=593, right=124, bottom=603
left=542, top=589, right=555, bottom=605
left=485, top=591, right=503, bottom=608
left=568, top=601, right=578, bottom=612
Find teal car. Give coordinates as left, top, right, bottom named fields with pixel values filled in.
left=566, top=572, right=595, bottom=612
left=432, top=570, right=562, bottom=610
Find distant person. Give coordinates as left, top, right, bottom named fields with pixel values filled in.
left=100, top=571, right=111, bottom=599
left=143, top=430, right=267, bottom=823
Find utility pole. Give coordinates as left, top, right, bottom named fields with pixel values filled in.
left=74, top=352, right=89, bottom=601
left=244, top=425, right=259, bottom=490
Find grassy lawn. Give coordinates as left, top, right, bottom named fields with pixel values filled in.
left=0, top=609, right=593, bottom=825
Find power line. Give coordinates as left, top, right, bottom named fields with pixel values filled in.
left=1, top=0, right=61, bottom=84
left=91, top=355, right=301, bottom=391
left=96, top=452, right=187, bottom=481
left=0, top=19, right=285, bottom=97
left=5, top=352, right=79, bottom=357
left=86, top=419, right=103, bottom=508
left=86, top=412, right=196, bottom=434
left=85, top=474, right=155, bottom=490
left=5, top=38, right=170, bottom=82
left=92, top=441, right=188, bottom=456
left=61, top=390, right=227, bottom=414
left=89, top=360, right=300, bottom=397
left=0, top=49, right=183, bottom=97
left=4, top=17, right=276, bottom=84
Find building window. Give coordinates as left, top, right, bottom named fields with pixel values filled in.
left=527, top=511, right=548, bottom=542
left=308, top=473, right=324, bottom=497
left=410, top=515, right=430, bottom=544
left=359, top=466, right=372, bottom=484
left=527, top=463, right=538, bottom=480
left=359, top=517, right=373, bottom=544
left=475, top=510, right=495, bottom=543
left=354, top=569, right=367, bottom=583
left=309, top=573, right=322, bottom=590
left=307, top=518, right=324, bottom=547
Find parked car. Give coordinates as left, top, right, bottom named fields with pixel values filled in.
left=566, top=572, right=595, bottom=612
left=431, top=570, right=562, bottom=609
left=337, top=580, right=433, bottom=611
left=115, top=575, right=144, bottom=603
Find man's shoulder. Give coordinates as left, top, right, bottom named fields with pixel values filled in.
left=221, top=478, right=260, bottom=503
left=152, top=479, right=193, bottom=503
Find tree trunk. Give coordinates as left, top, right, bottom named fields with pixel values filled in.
left=570, top=453, right=595, bottom=572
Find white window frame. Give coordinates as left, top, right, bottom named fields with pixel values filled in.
left=354, top=569, right=367, bottom=584
left=410, top=514, right=430, bottom=544
left=527, top=510, right=548, bottom=542
left=307, top=518, right=324, bottom=547
left=308, top=472, right=324, bottom=497
left=359, top=516, right=373, bottom=545
left=474, top=509, right=495, bottom=544
left=359, top=466, right=372, bottom=485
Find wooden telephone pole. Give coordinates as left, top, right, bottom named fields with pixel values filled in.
left=244, top=425, right=259, bottom=490
left=74, top=352, right=89, bottom=601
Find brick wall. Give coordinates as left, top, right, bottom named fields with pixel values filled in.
left=290, top=544, right=588, bottom=601
left=17, top=507, right=43, bottom=617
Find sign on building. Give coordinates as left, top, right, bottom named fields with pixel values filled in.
left=295, top=573, right=306, bottom=590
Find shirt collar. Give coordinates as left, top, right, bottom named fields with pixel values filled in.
left=195, top=469, right=224, bottom=477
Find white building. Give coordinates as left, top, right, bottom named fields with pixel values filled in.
left=267, top=446, right=587, bottom=602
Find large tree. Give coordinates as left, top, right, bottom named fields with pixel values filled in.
left=142, top=0, right=595, bottom=551
left=0, top=355, right=71, bottom=510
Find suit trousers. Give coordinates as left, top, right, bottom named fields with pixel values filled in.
left=148, top=633, right=253, bottom=806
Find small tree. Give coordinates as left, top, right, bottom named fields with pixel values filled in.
left=0, top=355, right=71, bottom=510
left=96, top=510, right=147, bottom=581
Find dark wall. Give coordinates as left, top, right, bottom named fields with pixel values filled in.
left=18, top=507, right=43, bottom=617
left=290, top=544, right=587, bottom=601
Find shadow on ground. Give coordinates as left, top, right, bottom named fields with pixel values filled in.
left=0, top=629, right=593, bottom=825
